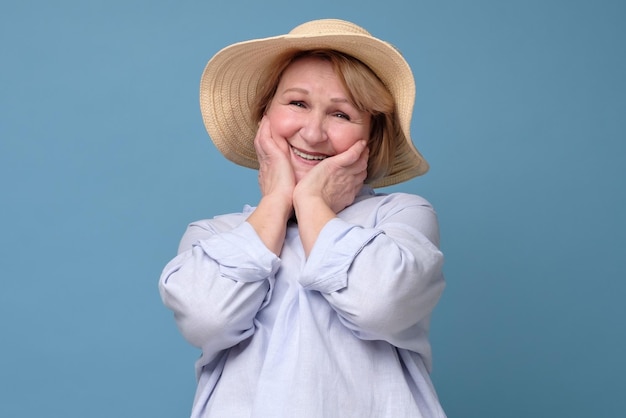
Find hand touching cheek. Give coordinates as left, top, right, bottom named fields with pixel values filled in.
left=254, top=116, right=296, bottom=203
left=294, top=139, right=369, bottom=214
left=247, top=116, right=296, bottom=255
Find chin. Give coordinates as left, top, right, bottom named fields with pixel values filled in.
left=293, top=170, right=310, bottom=184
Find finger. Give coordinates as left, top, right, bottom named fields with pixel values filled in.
left=333, top=140, right=368, bottom=167
left=255, top=121, right=284, bottom=164
left=254, top=116, right=272, bottom=157
left=255, top=116, right=290, bottom=158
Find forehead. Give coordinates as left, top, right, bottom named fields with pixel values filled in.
left=279, top=56, right=336, bottom=80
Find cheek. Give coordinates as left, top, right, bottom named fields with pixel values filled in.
left=266, top=107, right=296, bottom=136
left=329, top=125, right=370, bottom=152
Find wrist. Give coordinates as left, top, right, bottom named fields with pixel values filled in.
left=293, top=194, right=332, bottom=221
left=259, top=193, right=293, bottom=220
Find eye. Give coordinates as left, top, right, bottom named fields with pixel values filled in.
left=289, top=101, right=306, bottom=108
left=333, top=112, right=351, bottom=121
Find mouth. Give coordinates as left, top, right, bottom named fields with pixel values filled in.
left=290, top=145, right=328, bottom=161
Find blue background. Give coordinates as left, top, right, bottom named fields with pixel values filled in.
left=1, top=1, right=624, bottom=417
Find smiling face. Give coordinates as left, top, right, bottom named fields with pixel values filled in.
left=265, top=56, right=371, bottom=184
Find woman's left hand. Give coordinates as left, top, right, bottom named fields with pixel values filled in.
left=293, top=140, right=369, bottom=256
left=294, top=139, right=369, bottom=214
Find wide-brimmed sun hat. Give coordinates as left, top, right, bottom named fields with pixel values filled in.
left=199, top=18, right=429, bottom=187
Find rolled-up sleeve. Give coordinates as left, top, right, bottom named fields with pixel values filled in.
left=299, top=220, right=383, bottom=293
left=299, top=196, right=445, bottom=368
left=159, top=221, right=280, bottom=361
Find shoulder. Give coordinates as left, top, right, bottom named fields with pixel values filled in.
left=353, top=187, right=435, bottom=214
left=375, top=192, right=433, bottom=209
left=177, top=205, right=255, bottom=253
left=340, top=187, right=440, bottom=245
left=188, top=205, right=255, bottom=234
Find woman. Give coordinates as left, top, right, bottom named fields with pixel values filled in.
left=160, top=19, right=446, bottom=418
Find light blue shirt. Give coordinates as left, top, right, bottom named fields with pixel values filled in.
left=160, top=186, right=447, bottom=417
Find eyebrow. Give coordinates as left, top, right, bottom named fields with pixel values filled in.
left=280, top=87, right=350, bottom=104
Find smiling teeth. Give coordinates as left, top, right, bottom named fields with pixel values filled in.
left=291, top=147, right=327, bottom=161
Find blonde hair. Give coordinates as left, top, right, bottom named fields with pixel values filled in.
left=252, top=49, right=401, bottom=184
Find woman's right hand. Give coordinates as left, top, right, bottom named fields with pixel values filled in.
left=254, top=116, right=296, bottom=205
left=247, top=116, right=295, bottom=255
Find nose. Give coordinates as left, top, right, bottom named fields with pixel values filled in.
left=299, top=112, right=327, bottom=145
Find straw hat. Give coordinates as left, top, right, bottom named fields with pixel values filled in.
left=199, top=18, right=429, bottom=187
